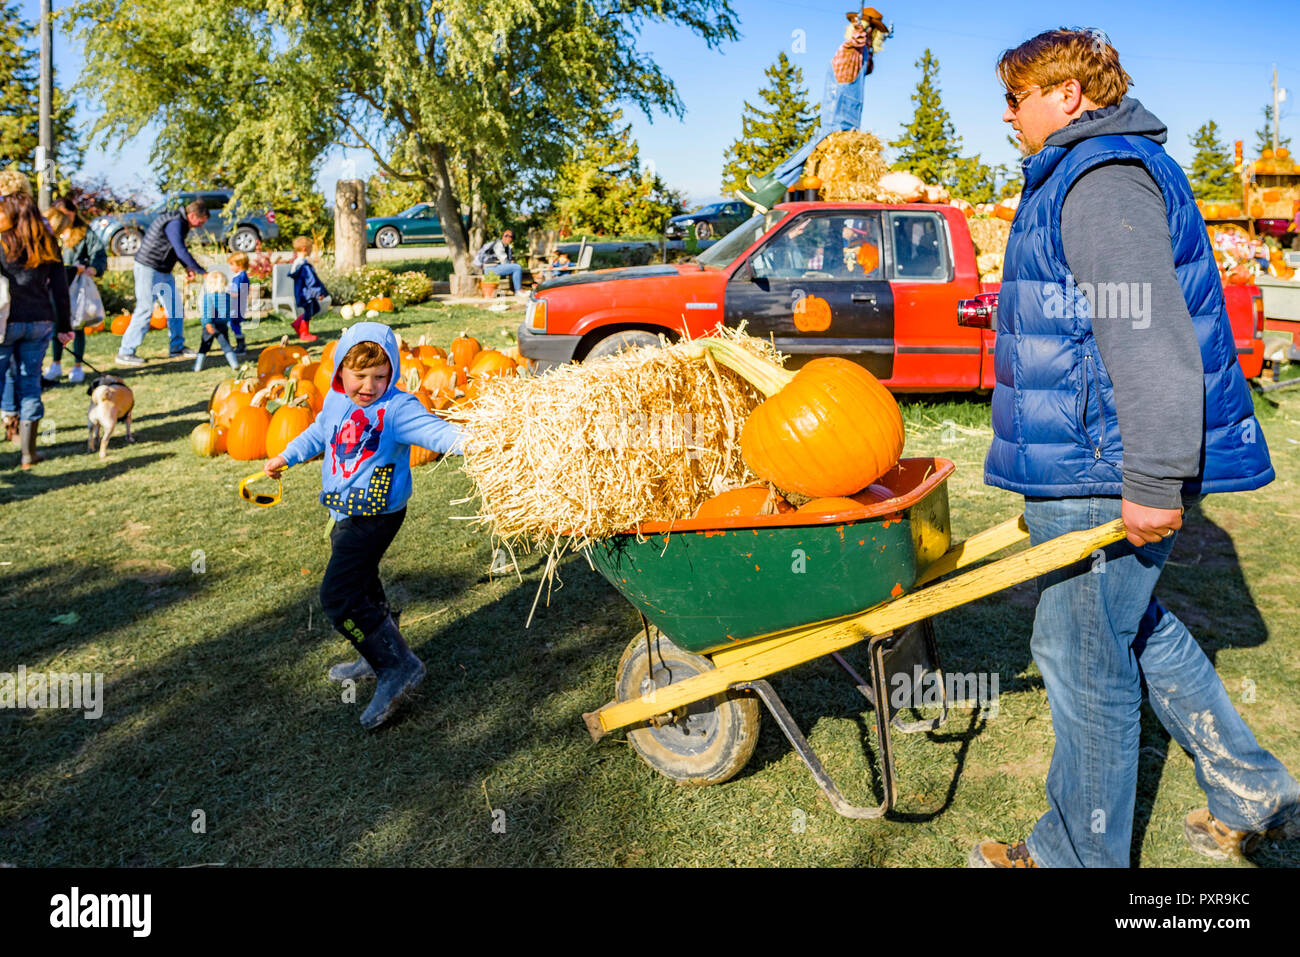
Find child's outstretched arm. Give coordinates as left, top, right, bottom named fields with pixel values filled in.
left=391, top=396, right=465, bottom=456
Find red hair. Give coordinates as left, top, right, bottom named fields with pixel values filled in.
left=0, top=192, right=61, bottom=268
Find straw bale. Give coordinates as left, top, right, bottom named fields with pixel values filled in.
left=806, top=131, right=890, bottom=202
left=448, top=332, right=781, bottom=552
left=968, top=216, right=1011, bottom=259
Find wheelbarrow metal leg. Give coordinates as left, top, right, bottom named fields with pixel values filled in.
left=832, top=621, right=949, bottom=734
left=736, top=679, right=892, bottom=820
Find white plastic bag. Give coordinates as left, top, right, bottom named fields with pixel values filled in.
left=69, top=272, right=105, bottom=331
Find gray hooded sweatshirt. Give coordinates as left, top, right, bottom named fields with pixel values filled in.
left=1049, top=98, right=1205, bottom=510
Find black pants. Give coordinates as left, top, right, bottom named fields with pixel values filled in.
left=319, top=508, right=406, bottom=642
left=50, top=329, right=85, bottom=363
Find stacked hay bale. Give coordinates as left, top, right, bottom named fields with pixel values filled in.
left=449, top=331, right=779, bottom=554
left=805, top=131, right=890, bottom=202
left=968, top=217, right=1012, bottom=282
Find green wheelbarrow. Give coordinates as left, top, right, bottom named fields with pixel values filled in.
left=581, top=457, right=1128, bottom=819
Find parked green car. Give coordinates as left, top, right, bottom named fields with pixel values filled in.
left=365, top=203, right=445, bottom=248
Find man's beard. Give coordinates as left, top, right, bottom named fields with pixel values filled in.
left=1017, top=135, right=1045, bottom=157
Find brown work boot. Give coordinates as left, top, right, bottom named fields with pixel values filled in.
left=1184, top=808, right=1297, bottom=859
left=968, top=839, right=1039, bottom=868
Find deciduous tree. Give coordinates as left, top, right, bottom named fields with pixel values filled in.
left=68, top=0, right=737, bottom=292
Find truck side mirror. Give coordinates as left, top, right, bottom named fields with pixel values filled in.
left=957, top=292, right=998, bottom=329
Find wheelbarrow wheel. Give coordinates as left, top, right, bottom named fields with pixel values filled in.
left=615, top=628, right=760, bottom=786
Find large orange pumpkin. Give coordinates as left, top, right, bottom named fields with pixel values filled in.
left=468, top=349, right=516, bottom=378
left=314, top=357, right=336, bottom=398
left=265, top=401, right=315, bottom=459
left=793, top=294, right=832, bottom=332
left=258, top=336, right=308, bottom=378
left=295, top=379, right=324, bottom=413
left=398, top=355, right=426, bottom=390
left=210, top=373, right=256, bottom=414
left=290, top=360, right=320, bottom=383
left=421, top=360, right=461, bottom=398
left=450, top=332, right=481, bottom=371
left=228, top=404, right=271, bottom=460
left=702, top=342, right=905, bottom=498
left=414, top=344, right=447, bottom=364
left=693, top=485, right=792, bottom=520
left=215, top=390, right=255, bottom=430
left=321, top=340, right=339, bottom=367
left=111, top=311, right=131, bottom=335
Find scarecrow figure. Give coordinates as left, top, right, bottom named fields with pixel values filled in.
left=737, top=7, right=890, bottom=213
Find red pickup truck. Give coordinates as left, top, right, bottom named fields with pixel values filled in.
left=519, top=201, right=1265, bottom=386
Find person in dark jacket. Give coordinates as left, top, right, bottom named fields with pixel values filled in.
left=42, top=199, right=107, bottom=384
left=0, top=187, right=73, bottom=468
left=969, top=28, right=1297, bottom=869
left=115, top=198, right=208, bottom=366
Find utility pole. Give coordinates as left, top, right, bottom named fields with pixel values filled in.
left=37, top=0, right=53, bottom=211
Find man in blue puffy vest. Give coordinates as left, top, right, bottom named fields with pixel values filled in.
left=970, top=28, right=1298, bottom=868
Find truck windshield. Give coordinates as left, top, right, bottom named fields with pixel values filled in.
left=697, top=210, right=788, bottom=268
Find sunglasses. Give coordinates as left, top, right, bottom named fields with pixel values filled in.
left=239, top=471, right=283, bottom=507
left=1004, top=86, right=1041, bottom=110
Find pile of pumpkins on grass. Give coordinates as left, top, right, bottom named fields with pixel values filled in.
left=76, top=305, right=171, bottom=338
left=191, top=331, right=527, bottom=466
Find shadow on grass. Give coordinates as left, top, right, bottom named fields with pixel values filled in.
left=1128, top=502, right=1295, bottom=867
left=0, top=549, right=633, bottom=866
left=0, top=451, right=172, bottom=503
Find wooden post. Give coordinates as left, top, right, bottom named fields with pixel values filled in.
left=334, top=179, right=367, bottom=273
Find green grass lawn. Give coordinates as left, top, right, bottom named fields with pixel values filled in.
left=3, top=305, right=1298, bottom=867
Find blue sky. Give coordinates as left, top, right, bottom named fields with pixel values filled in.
left=19, top=0, right=1300, bottom=208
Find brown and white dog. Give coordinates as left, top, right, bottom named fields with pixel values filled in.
left=86, top=374, right=135, bottom=458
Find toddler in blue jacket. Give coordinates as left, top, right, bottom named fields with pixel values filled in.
left=194, top=271, right=240, bottom=371
left=266, top=321, right=463, bottom=729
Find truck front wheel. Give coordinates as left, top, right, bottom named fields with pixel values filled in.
left=583, top=330, right=663, bottom=364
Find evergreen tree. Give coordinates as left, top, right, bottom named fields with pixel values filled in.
left=0, top=1, right=80, bottom=181
left=551, top=107, right=685, bottom=237
left=890, top=48, right=997, bottom=201
left=1186, top=120, right=1238, bottom=200
left=1254, top=104, right=1292, bottom=155
left=951, top=155, right=997, bottom=204
left=719, top=52, right=816, bottom=194
left=889, top=49, right=960, bottom=186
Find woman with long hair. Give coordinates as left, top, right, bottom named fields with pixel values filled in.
left=41, top=197, right=107, bottom=384
left=0, top=179, right=73, bottom=468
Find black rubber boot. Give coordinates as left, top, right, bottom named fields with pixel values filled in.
left=328, top=610, right=399, bottom=682
left=352, top=615, right=425, bottom=730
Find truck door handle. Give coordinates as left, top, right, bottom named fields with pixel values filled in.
left=851, top=292, right=876, bottom=304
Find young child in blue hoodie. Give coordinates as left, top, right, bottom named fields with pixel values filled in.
left=227, top=252, right=250, bottom=358
left=194, top=271, right=240, bottom=371
left=266, top=322, right=462, bottom=730
left=287, top=235, right=327, bottom=343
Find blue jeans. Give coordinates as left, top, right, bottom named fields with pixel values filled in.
left=0, top=321, right=54, bottom=421
left=120, top=263, right=186, bottom=356
left=769, top=63, right=867, bottom=187
left=1023, top=495, right=1299, bottom=867
left=487, top=263, right=522, bottom=293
